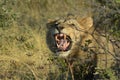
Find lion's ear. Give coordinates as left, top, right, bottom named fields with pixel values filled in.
left=78, top=17, right=93, bottom=30
left=47, top=19, right=56, bottom=24
left=47, top=19, right=57, bottom=28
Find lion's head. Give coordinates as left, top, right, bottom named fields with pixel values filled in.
left=47, top=16, right=93, bottom=58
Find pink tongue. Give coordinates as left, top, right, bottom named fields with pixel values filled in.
left=57, top=39, right=69, bottom=50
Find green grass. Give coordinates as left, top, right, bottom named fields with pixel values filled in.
left=0, top=0, right=119, bottom=80
left=0, top=0, right=90, bottom=79
left=116, top=0, right=120, bottom=3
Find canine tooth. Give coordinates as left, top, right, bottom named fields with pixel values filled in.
left=55, top=35, right=59, bottom=41
left=57, top=43, right=60, bottom=48
left=64, top=34, right=66, bottom=39
left=66, top=42, right=70, bottom=48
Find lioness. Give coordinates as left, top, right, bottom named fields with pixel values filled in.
left=47, top=16, right=115, bottom=69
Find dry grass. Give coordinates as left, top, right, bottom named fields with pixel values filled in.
left=0, top=0, right=90, bottom=79
left=0, top=0, right=119, bottom=80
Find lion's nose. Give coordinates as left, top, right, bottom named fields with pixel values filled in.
left=58, top=26, right=64, bottom=30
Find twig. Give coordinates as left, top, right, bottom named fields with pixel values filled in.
left=66, top=59, right=75, bottom=80
left=65, top=65, right=69, bottom=80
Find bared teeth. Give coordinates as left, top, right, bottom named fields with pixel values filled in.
left=58, top=34, right=66, bottom=39
left=56, top=39, right=70, bottom=50
left=55, top=34, right=66, bottom=41
left=55, top=33, right=71, bottom=51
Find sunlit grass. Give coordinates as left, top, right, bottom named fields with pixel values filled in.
left=0, top=23, right=53, bottom=79
left=116, top=0, right=120, bottom=3
left=0, top=0, right=119, bottom=79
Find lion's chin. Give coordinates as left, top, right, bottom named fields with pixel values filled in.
left=56, top=51, right=71, bottom=58
left=54, top=33, right=72, bottom=52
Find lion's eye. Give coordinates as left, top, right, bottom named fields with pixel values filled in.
left=70, top=24, right=75, bottom=26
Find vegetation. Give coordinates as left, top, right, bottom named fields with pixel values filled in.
left=0, top=0, right=119, bottom=80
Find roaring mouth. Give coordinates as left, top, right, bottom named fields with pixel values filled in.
left=54, top=33, right=72, bottom=52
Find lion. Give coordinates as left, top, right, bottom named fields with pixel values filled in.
left=47, top=16, right=115, bottom=69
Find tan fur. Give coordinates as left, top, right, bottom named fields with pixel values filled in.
left=47, top=16, right=115, bottom=69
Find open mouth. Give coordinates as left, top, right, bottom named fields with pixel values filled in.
left=54, top=33, right=72, bottom=52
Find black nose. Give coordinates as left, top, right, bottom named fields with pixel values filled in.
left=57, top=26, right=64, bottom=30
